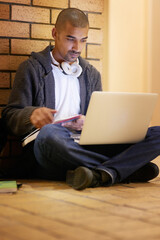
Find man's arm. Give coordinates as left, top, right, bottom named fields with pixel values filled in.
left=2, top=60, right=42, bottom=137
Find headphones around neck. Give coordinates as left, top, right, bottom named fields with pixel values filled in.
left=60, top=61, right=82, bottom=78
left=51, top=52, right=82, bottom=78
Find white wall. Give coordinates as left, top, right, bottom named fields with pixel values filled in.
left=106, top=0, right=148, bottom=92
left=148, top=0, right=160, bottom=125
left=102, top=0, right=160, bottom=125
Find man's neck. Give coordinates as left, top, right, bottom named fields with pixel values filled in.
left=52, top=49, right=63, bottom=64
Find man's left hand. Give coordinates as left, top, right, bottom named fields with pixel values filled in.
left=62, top=115, right=85, bottom=131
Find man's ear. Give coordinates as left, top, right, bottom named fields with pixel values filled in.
left=52, top=27, right=57, bottom=40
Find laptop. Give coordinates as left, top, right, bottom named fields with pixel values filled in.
left=72, top=91, right=158, bottom=145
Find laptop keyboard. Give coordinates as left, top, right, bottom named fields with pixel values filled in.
left=70, top=133, right=81, bottom=143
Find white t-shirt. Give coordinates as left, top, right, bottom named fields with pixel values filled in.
left=50, top=52, right=80, bottom=122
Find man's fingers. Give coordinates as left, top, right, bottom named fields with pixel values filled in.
left=50, top=109, right=57, bottom=114
left=30, top=107, right=57, bottom=128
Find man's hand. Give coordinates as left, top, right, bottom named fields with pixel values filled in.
left=30, top=107, right=57, bottom=129
left=62, top=115, right=85, bottom=131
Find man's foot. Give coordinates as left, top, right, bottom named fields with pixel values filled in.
left=66, top=166, right=111, bottom=190
left=122, top=162, right=159, bottom=183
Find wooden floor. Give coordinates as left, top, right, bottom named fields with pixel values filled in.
left=1, top=157, right=160, bottom=240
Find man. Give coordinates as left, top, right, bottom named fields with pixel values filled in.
left=2, top=8, right=160, bottom=190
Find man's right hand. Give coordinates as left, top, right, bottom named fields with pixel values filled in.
left=30, top=107, right=57, bottom=129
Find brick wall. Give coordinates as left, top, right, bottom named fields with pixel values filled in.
left=0, top=0, right=104, bottom=117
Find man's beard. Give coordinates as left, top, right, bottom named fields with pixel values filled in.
left=64, top=50, right=81, bottom=62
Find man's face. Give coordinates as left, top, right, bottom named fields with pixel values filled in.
left=52, top=21, right=88, bottom=63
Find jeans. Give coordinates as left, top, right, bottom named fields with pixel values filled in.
left=34, top=124, right=160, bottom=184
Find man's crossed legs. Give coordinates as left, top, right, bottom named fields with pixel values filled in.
left=34, top=125, right=160, bottom=190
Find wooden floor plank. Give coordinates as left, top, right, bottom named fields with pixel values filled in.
left=0, top=157, right=160, bottom=240
left=0, top=216, right=59, bottom=240
left=0, top=206, right=113, bottom=240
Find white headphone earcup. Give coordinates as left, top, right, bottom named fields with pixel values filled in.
left=61, top=62, right=72, bottom=75
left=70, top=63, right=82, bottom=78
left=61, top=61, right=82, bottom=77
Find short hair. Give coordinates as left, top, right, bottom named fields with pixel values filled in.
left=55, top=8, right=89, bottom=31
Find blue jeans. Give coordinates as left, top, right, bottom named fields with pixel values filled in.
left=34, top=124, right=160, bottom=184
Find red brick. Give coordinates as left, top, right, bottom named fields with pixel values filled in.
left=0, top=72, right=10, bottom=88
left=0, top=55, right=28, bottom=71
left=0, top=39, right=9, bottom=54
left=51, top=9, right=61, bottom=24
left=88, top=29, right=103, bottom=44
left=0, top=21, right=29, bottom=38
left=81, top=47, right=86, bottom=59
left=1, top=0, right=31, bottom=5
left=70, top=0, right=104, bottom=12
left=0, top=89, right=11, bottom=105
left=88, top=13, right=103, bottom=28
left=11, top=39, right=49, bottom=55
left=33, top=0, right=68, bottom=8
left=87, top=44, right=102, bottom=59
left=12, top=5, right=50, bottom=23
left=0, top=4, right=10, bottom=20
left=31, top=24, right=53, bottom=40
left=11, top=72, right=16, bottom=88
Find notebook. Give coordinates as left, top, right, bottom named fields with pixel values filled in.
left=22, top=114, right=81, bottom=147
left=72, top=91, right=158, bottom=145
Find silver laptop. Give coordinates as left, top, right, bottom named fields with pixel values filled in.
left=72, top=91, right=158, bottom=145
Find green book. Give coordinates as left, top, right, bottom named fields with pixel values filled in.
left=0, top=181, right=17, bottom=193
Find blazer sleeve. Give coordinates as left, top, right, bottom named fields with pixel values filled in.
left=2, top=60, right=40, bottom=137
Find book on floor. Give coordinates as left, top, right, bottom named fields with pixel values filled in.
left=22, top=114, right=81, bottom=147
left=0, top=181, right=17, bottom=193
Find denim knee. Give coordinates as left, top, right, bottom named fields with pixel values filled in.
left=34, top=124, right=71, bottom=159
left=37, top=124, right=68, bottom=144
left=147, top=126, right=160, bottom=137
